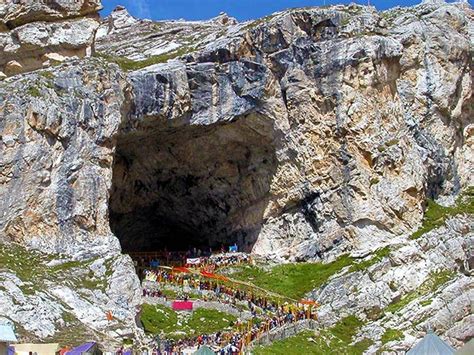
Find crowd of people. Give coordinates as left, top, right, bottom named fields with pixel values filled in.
left=132, top=248, right=251, bottom=278
left=142, top=305, right=316, bottom=354
left=140, top=263, right=318, bottom=354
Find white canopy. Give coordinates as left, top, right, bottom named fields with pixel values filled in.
left=407, top=331, right=455, bottom=355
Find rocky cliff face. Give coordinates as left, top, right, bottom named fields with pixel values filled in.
left=0, top=0, right=472, bottom=349
left=99, top=1, right=473, bottom=261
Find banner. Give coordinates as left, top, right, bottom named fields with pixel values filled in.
left=172, top=301, right=193, bottom=311
left=200, top=271, right=229, bottom=282
left=186, top=258, right=201, bottom=265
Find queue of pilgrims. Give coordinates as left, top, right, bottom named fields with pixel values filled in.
left=141, top=267, right=318, bottom=354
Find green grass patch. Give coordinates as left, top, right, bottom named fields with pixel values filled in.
left=244, top=14, right=278, bottom=30
left=227, top=247, right=392, bottom=299
left=254, top=316, right=370, bottom=355
left=381, top=328, right=403, bottom=344
left=0, top=243, right=112, bottom=296
left=385, top=270, right=455, bottom=314
left=39, top=71, right=55, bottom=80
left=123, top=338, right=133, bottom=346
left=419, top=299, right=432, bottom=307
left=353, top=338, right=375, bottom=353
left=141, top=304, right=179, bottom=334
left=95, top=46, right=195, bottom=71
left=27, top=86, right=41, bottom=97
left=349, top=247, right=390, bottom=273
left=411, top=187, right=474, bottom=240
left=253, top=330, right=322, bottom=355
left=187, top=308, right=236, bottom=335
left=370, top=177, right=380, bottom=186
left=140, top=304, right=236, bottom=339
left=227, top=255, right=353, bottom=299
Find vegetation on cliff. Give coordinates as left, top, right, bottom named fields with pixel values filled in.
left=411, top=187, right=474, bottom=240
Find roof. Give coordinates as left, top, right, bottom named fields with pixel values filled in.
left=14, top=343, right=59, bottom=355
left=67, top=342, right=97, bottom=355
left=407, top=331, right=455, bottom=355
left=0, top=324, right=17, bottom=343
left=455, top=339, right=474, bottom=355
left=193, top=346, right=216, bottom=355
left=14, top=343, right=60, bottom=355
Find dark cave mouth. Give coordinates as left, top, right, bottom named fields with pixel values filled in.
left=108, top=115, right=277, bottom=254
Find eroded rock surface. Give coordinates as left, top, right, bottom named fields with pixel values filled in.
left=100, top=1, right=473, bottom=261
left=0, top=0, right=472, bottom=348
left=0, top=0, right=101, bottom=76
left=311, top=214, right=473, bottom=351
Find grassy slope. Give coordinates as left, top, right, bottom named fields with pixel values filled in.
left=226, top=255, right=353, bottom=299
left=95, top=46, right=195, bottom=71
left=225, top=248, right=397, bottom=300
left=140, top=304, right=237, bottom=339
left=254, top=316, right=373, bottom=355
left=0, top=243, right=117, bottom=346
left=411, top=187, right=474, bottom=239
left=384, top=270, right=456, bottom=315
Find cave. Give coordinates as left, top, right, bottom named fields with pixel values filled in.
left=108, top=114, right=278, bottom=253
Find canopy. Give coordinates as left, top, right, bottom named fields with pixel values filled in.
left=193, top=345, right=216, bottom=355
left=0, top=324, right=17, bottom=342
left=407, top=331, right=455, bottom=355
left=173, top=266, right=192, bottom=273
left=67, top=342, right=97, bottom=355
left=299, top=300, right=318, bottom=305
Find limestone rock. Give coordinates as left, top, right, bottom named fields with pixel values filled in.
left=0, top=0, right=472, bottom=347
left=0, top=1, right=101, bottom=76
left=0, top=0, right=102, bottom=30
left=311, top=215, right=474, bottom=351
left=4, top=60, right=22, bottom=75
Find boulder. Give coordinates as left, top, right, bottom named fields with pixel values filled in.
left=4, top=60, right=23, bottom=76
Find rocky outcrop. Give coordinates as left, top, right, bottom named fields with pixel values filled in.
left=0, top=60, right=125, bottom=256
left=0, top=0, right=101, bottom=30
left=95, top=7, right=239, bottom=62
left=1, top=1, right=472, bottom=258
left=0, top=243, right=141, bottom=348
left=0, top=0, right=472, bottom=347
left=101, top=1, right=473, bottom=260
left=0, top=0, right=101, bottom=77
left=311, top=214, right=473, bottom=351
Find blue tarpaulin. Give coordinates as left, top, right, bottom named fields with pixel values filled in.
left=407, top=331, right=455, bottom=355
left=67, top=342, right=96, bottom=355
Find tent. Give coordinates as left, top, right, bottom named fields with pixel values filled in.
left=193, top=345, right=216, bottom=355
left=455, top=339, right=474, bottom=355
left=67, top=342, right=102, bottom=355
left=407, top=331, right=455, bottom=355
left=0, top=324, right=17, bottom=355
left=0, top=324, right=17, bottom=343
left=14, top=343, right=60, bottom=355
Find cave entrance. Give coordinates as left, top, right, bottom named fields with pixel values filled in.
left=108, top=114, right=277, bottom=256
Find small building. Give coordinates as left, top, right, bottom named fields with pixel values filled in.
left=407, top=330, right=455, bottom=355
left=0, top=324, right=17, bottom=355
